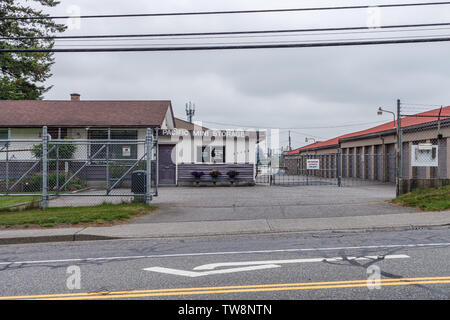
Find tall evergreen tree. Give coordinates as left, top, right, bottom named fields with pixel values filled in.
left=0, top=0, right=66, bottom=100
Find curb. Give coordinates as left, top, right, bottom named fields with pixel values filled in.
left=0, top=220, right=448, bottom=245
left=0, top=234, right=117, bottom=245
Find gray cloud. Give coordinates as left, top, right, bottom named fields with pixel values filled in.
left=42, top=0, right=450, bottom=149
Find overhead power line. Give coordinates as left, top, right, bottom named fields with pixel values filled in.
left=201, top=120, right=388, bottom=130
left=2, top=36, right=450, bottom=52
left=1, top=2, right=450, bottom=20
left=402, top=102, right=445, bottom=107
left=49, top=33, right=450, bottom=48
left=4, top=22, right=450, bottom=41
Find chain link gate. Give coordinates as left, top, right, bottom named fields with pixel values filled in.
left=277, top=153, right=338, bottom=186
left=258, top=150, right=396, bottom=187
left=0, top=127, right=158, bottom=209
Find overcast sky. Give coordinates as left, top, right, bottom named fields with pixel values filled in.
left=38, top=0, right=450, bottom=150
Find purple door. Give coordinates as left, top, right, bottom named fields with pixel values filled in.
left=159, top=145, right=176, bottom=185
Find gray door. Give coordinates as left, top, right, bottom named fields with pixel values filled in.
left=159, top=145, right=176, bottom=185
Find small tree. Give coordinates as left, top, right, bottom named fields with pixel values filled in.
left=32, top=140, right=77, bottom=170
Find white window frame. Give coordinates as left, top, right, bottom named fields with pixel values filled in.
left=197, top=145, right=226, bottom=164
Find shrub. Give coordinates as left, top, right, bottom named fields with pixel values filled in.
left=227, top=170, right=239, bottom=179
left=209, top=169, right=222, bottom=178
left=23, top=173, right=85, bottom=192
left=191, top=171, right=205, bottom=179
left=109, top=163, right=128, bottom=179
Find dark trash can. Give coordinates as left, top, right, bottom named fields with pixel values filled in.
left=131, top=170, right=147, bottom=194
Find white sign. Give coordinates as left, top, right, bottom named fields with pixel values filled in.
left=122, top=146, right=131, bottom=157
left=307, top=159, right=320, bottom=170
left=411, top=144, right=438, bottom=167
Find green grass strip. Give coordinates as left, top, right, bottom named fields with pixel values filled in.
left=392, top=185, right=450, bottom=211
left=0, top=196, right=40, bottom=209
left=0, top=203, right=155, bottom=228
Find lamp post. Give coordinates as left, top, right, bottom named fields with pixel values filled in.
left=377, top=107, right=396, bottom=128
left=377, top=101, right=402, bottom=197
left=305, top=137, right=316, bottom=144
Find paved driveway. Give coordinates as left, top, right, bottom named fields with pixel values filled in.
left=131, top=185, right=419, bottom=224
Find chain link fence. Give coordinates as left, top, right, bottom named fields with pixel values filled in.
left=0, top=127, right=157, bottom=209
left=268, top=152, right=395, bottom=187
left=276, top=103, right=449, bottom=195
left=398, top=105, right=450, bottom=194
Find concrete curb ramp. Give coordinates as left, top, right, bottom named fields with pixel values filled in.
left=0, top=211, right=449, bottom=245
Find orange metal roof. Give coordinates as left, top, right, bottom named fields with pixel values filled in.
left=286, top=106, right=450, bottom=154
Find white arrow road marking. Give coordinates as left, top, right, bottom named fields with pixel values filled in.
left=193, top=254, right=410, bottom=271
left=143, top=264, right=281, bottom=278
left=143, top=254, right=410, bottom=277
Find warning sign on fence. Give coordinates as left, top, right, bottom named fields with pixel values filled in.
left=307, top=159, right=320, bottom=170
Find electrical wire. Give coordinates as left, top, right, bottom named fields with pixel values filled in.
left=2, top=2, right=450, bottom=20
left=402, top=102, right=445, bottom=107
left=47, top=33, right=450, bottom=48
left=3, top=36, right=450, bottom=52
left=200, top=120, right=388, bottom=130
left=4, top=22, right=450, bottom=41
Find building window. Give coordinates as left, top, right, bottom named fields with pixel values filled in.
left=197, top=146, right=225, bottom=163
left=0, top=129, right=7, bottom=139
left=89, top=130, right=138, bottom=161
left=48, top=128, right=68, bottom=139
left=0, top=129, right=8, bottom=147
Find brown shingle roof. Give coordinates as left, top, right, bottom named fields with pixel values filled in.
left=174, top=118, right=209, bottom=131
left=0, top=100, right=172, bottom=128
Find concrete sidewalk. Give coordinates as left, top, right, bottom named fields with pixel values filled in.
left=0, top=210, right=449, bottom=245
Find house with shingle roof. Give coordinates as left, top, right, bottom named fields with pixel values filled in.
left=0, top=94, right=265, bottom=186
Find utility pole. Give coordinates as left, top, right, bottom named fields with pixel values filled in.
left=396, top=99, right=402, bottom=197
left=185, top=101, right=196, bottom=123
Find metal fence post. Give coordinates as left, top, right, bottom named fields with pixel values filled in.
left=56, top=128, right=61, bottom=195
left=106, top=128, right=111, bottom=195
left=155, top=128, right=159, bottom=197
left=41, top=126, right=48, bottom=209
left=268, top=148, right=273, bottom=186
left=146, top=128, right=153, bottom=205
left=5, top=128, right=10, bottom=195
left=306, top=155, right=309, bottom=186
left=337, top=148, right=342, bottom=187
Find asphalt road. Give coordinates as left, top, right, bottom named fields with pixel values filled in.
left=0, top=227, right=449, bottom=300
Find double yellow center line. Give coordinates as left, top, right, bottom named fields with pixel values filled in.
left=1, top=276, right=449, bottom=300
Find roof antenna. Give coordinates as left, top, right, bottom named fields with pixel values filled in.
left=185, top=101, right=196, bottom=123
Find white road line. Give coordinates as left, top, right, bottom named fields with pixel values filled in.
left=193, top=255, right=410, bottom=271
left=144, top=255, right=410, bottom=277
left=0, top=243, right=447, bottom=266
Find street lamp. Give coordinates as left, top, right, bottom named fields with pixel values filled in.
left=305, top=137, right=316, bottom=144
left=377, top=107, right=396, bottom=128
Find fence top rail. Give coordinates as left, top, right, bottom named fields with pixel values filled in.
left=0, top=139, right=147, bottom=143
left=0, top=139, right=42, bottom=142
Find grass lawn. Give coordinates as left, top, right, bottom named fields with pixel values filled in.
left=0, top=196, right=40, bottom=209
left=392, top=185, right=450, bottom=211
left=0, top=203, right=156, bottom=228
